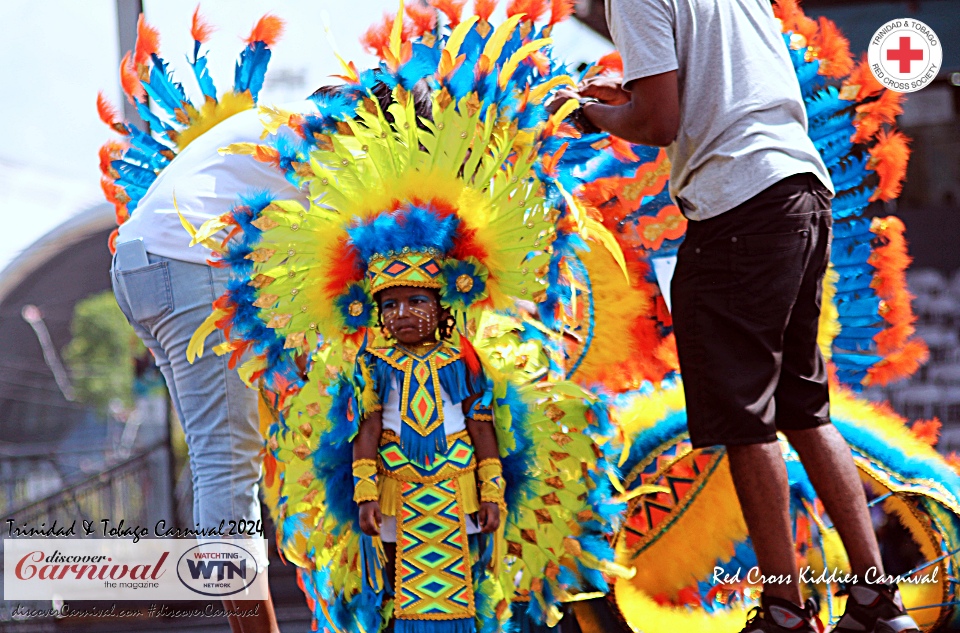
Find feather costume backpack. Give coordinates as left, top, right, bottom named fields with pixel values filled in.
left=178, top=3, right=635, bottom=632
left=97, top=8, right=285, bottom=252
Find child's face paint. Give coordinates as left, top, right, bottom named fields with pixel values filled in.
left=379, top=286, right=440, bottom=346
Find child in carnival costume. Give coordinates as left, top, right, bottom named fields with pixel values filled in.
left=186, top=3, right=636, bottom=632
left=349, top=232, right=507, bottom=633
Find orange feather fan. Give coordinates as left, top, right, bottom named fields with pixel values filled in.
left=864, top=215, right=929, bottom=386
left=571, top=247, right=677, bottom=390
left=474, top=0, right=497, bottom=22
left=246, top=14, right=284, bottom=47
left=429, top=0, right=466, bottom=27
left=191, top=5, right=215, bottom=43
left=119, top=51, right=146, bottom=103
left=507, top=0, right=548, bottom=22
left=868, top=129, right=911, bottom=201
left=134, top=15, right=161, bottom=67
left=813, top=17, right=853, bottom=78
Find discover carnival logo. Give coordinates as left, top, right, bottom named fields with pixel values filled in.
left=868, top=18, right=942, bottom=93
left=176, top=542, right=259, bottom=597
left=4, top=538, right=268, bottom=601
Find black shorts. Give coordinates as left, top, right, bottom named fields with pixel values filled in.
left=671, top=173, right=833, bottom=448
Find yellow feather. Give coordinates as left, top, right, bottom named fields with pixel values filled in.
left=482, top=13, right=524, bottom=63
left=498, top=38, right=552, bottom=89
left=529, top=75, right=577, bottom=104
left=444, top=15, right=480, bottom=60
left=584, top=218, right=629, bottom=283
left=175, top=91, right=255, bottom=151
left=186, top=309, right=225, bottom=363
left=818, top=264, right=840, bottom=361
left=548, top=98, right=580, bottom=128
left=176, top=194, right=222, bottom=250
left=388, top=0, right=404, bottom=65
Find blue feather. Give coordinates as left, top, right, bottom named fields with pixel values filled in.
left=234, top=41, right=271, bottom=101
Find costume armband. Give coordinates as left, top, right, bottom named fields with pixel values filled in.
left=477, top=458, right=505, bottom=504
left=352, top=459, right=379, bottom=504
left=467, top=394, right=494, bottom=422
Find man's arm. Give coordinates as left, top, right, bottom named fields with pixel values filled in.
left=579, top=71, right=680, bottom=147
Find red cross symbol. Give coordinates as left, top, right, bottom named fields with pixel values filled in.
left=887, top=36, right=924, bottom=74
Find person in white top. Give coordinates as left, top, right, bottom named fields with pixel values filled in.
left=111, top=99, right=317, bottom=633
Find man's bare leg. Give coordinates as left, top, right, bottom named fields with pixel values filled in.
left=783, top=424, right=883, bottom=577
left=727, top=440, right=803, bottom=606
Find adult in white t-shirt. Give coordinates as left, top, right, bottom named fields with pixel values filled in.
left=111, top=100, right=317, bottom=633
left=549, top=2, right=918, bottom=632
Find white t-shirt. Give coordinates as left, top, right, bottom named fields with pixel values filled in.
left=117, top=100, right=317, bottom=264
left=605, top=0, right=835, bottom=221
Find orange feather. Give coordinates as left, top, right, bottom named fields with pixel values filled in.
left=549, top=0, right=575, bottom=25
left=406, top=3, right=437, bottom=36
left=246, top=14, right=284, bottom=47
left=813, top=17, right=853, bottom=78
left=108, top=228, right=120, bottom=254
left=910, top=418, right=941, bottom=446
left=868, top=129, right=911, bottom=201
left=119, top=51, right=145, bottom=103
left=474, top=0, right=497, bottom=22
left=845, top=55, right=884, bottom=101
left=362, top=14, right=395, bottom=58
left=98, top=141, right=126, bottom=175
left=507, top=0, right=548, bottom=22
left=133, top=14, right=161, bottom=67
left=429, top=0, right=466, bottom=27
left=773, top=0, right=817, bottom=45
left=596, top=51, right=623, bottom=74
left=854, top=89, right=904, bottom=144
left=863, top=215, right=928, bottom=386
left=96, top=91, right=128, bottom=134
left=771, top=0, right=801, bottom=26
left=191, top=5, right=215, bottom=43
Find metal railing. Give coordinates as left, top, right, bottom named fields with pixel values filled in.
left=2, top=442, right=173, bottom=541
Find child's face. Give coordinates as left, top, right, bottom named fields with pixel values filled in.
left=379, top=286, right=440, bottom=346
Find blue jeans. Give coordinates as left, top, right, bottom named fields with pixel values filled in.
left=112, top=254, right=263, bottom=529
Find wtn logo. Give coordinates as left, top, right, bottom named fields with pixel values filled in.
left=185, top=559, right=247, bottom=581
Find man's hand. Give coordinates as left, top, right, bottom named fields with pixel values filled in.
left=579, top=76, right=630, bottom=106
left=358, top=500, right=382, bottom=536
left=478, top=502, right=500, bottom=534
left=546, top=88, right=581, bottom=115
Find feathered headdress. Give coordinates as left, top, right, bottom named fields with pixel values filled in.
left=97, top=7, right=285, bottom=251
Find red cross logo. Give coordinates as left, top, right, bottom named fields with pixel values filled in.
left=886, top=36, right=924, bottom=74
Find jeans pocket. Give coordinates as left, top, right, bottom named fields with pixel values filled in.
left=117, top=261, right=174, bottom=326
